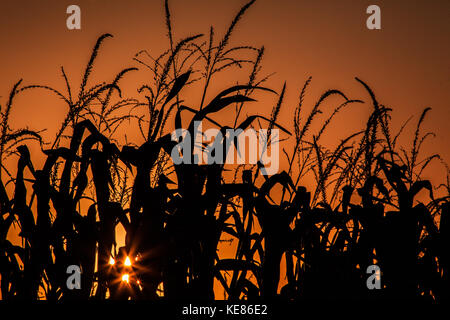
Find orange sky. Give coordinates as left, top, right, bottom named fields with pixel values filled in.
left=1, top=0, right=449, bottom=298
left=1, top=0, right=448, bottom=176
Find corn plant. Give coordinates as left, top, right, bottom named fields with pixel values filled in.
left=1, top=0, right=449, bottom=302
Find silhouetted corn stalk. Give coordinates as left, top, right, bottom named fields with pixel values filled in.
left=1, top=0, right=449, bottom=302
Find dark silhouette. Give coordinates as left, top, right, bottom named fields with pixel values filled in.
left=0, top=0, right=449, bottom=301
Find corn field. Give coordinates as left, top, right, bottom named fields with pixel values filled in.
left=1, top=0, right=449, bottom=301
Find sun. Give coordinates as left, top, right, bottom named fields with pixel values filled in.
left=121, top=274, right=129, bottom=284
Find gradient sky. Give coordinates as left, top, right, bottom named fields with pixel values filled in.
left=1, top=0, right=449, bottom=297
left=1, top=0, right=448, bottom=173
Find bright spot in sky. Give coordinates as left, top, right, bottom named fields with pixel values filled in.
left=124, top=256, right=132, bottom=267
left=122, top=274, right=129, bottom=283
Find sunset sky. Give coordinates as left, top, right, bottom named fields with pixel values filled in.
left=0, top=0, right=449, bottom=300
left=1, top=0, right=448, bottom=175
